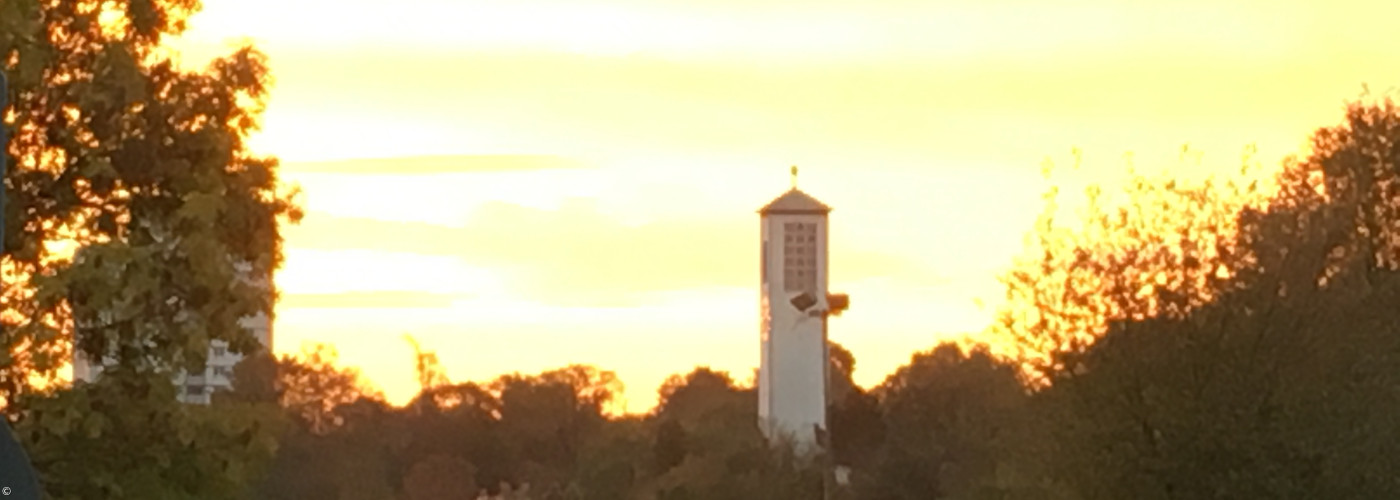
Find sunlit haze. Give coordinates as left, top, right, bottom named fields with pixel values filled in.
left=168, top=0, right=1400, bottom=412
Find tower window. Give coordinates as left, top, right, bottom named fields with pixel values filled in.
left=783, top=222, right=818, bottom=292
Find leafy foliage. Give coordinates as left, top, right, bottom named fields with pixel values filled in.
left=404, top=454, right=478, bottom=500
left=983, top=94, right=1400, bottom=499
left=14, top=372, right=283, bottom=499
left=991, top=147, right=1270, bottom=379
left=1, top=0, right=301, bottom=407
left=855, top=344, right=1030, bottom=500
left=275, top=344, right=382, bottom=435
left=1, top=0, right=299, bottom=497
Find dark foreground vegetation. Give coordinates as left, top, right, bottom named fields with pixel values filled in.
left=8, top=0, right=1400, bottom=499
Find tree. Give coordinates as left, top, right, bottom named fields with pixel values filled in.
left=223, top=348, right=279, bottom=404
left=652, top=367, right=755, bottom=465
left=393, top=381, right=513, bottom=496
left=653, top=418, right=688, bottom=473
left=655, top=367, right=744, bottom=424
left=828, top=385, right=882, bottom=471
left=275, top=344, right=382, bottom=435
left=405, top=335, right=450, bottom=398
left=857, top=343, right=1034, bottom=500
left=248, top=347, right=394, bottom=500
left=570, top=416, right=648, bottom=500
left=1034, top=249, right=1400, bottom=498
left=827, top=341, right=858, bottom=404
left=648, top=427, right=823, bottom=500
left=490, top=365, right=623, bottom=493
left=13, top=372, right=284, bottom=499
left=1, top=0, right=301, bottom=407
left=254, top=415, right=397, bottom=500
left=825, top=342, right=883, bottom=470
left=991, top=147, right=1269, bottom=379
left=1295, top=96, right=1400, bottom=273
left=998, top=95, right=1400, bottom=499
left=403, top=454, right=478, bottom=500
left=641, top=366, right=825, bottom=499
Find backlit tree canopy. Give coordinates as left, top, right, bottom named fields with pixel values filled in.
left=994, top=95, right=1400, bottom=380
left=1, top=0, right=301, bottom=406
left=993, top=143, right=1275, bottom=377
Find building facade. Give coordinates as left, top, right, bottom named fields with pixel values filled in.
left=757, top=182, right=841, bottom=454
left=71, top=262, right=274, bottom=404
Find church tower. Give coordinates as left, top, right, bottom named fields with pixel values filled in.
left=758, top=167, right=849, bottom=454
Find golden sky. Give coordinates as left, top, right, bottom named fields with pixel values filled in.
left=169, top=0, right=1400, bottom=412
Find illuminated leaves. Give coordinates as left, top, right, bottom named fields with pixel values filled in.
left=1281, top=96, right=1400, bottom=272
left=274, top=344, right=381, bottom=436
left=1, top=0, right=299, bottom=409
left=993, top=149, right=1272, bottom=378
left=987, top=96, right=1400, bottom=499
left=0, top=4, right=297, bottom=497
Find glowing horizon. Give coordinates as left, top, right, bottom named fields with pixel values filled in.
left=162, top=0, right=1400, bottom=411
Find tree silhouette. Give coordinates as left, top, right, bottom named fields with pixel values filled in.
left=1004, top=95, right=1400, bottom=499
left=1, top=0, right=301, bottom=406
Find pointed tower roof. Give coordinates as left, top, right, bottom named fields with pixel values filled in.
left=758, top=188, right=832, bottom=215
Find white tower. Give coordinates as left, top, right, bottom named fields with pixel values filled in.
left=757, top=167, right=849, bottom=454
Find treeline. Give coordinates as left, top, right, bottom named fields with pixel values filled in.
left=9, top=89, right=1400, bottom=500
left=9, top=0, right=1400, bottom=497
left=16, top=93, right=1400, bottom=500
left=168, top=95, right=1399, bottom=500
left=9, top=104, right=1400, bottom=498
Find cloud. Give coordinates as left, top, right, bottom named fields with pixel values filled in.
left=189, top=0, right=1315, bottom=62
left=281, top=155, right=588, bottom=175
left=254, top=46, right=1338, bottom=169
left=280, top=291, right=466, bottom=309
left=285, top=215, right=466, bottom=255
left=283, top=198, right=947, bottom=305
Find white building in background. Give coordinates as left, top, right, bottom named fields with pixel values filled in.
left=757, top=168, right=849, bottom=455
left=71, top=262, right=274, bottom=405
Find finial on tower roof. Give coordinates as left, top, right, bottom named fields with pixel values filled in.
left=759, top=167, right=832, bottom=215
